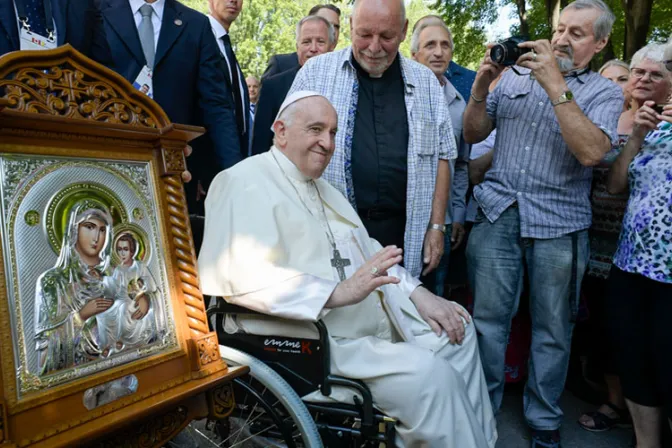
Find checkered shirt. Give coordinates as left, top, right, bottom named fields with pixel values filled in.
left=288, top=48, right=456, bottom=278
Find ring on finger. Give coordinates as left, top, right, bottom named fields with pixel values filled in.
left=532, top=51, right=537, bottom=61
left=370, top=266, right=379, bottom=276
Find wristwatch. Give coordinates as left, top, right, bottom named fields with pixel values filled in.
left=552, top=90, right=574, bottom=107
left=427, top=223, right=447, bottom=234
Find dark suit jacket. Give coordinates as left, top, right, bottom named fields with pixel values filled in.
left=0, top=0, right=110, bottom=62
left=261, top=52, right=298, bottom=82
left=102, top=0, right=241, bottom=182
left=220, top=38, right=250, bottom=158
left=251, top=65, right=299, bottom=155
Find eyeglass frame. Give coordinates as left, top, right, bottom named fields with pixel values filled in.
left=630, top=66, right=669, bottom=83
left=665, top=60, right=672, bottom=73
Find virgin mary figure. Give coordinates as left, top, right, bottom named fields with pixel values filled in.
left=34, top=199, right=120, bottom=376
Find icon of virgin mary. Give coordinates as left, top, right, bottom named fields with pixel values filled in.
left=33, top=199, right=121, bottom=376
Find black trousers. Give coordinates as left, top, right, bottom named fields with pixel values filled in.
left=607, top=266, right=672, bottom=420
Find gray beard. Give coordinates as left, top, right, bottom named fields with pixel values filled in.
left=556, top=56, right=575, bottom=73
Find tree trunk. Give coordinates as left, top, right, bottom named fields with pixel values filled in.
left=515, top=0, right=529, bottom=38
left=621, top=0, right=654, bottom=61
left=545, top=0, right=561, bottom=34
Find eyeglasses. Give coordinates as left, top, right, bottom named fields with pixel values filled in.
left=631, top=67, right=667, bottom=83
left=665, top=60, right=672, bottom=72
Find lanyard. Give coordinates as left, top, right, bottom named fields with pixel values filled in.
left=15, top=0, right=55, bottom=39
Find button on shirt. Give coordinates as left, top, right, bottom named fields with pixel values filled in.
left=476, top=67, right=623, bottom=238
left=129, top=0, right=164, bottom=50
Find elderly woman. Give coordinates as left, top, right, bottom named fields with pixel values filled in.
left=606, top=42, right=672, bottom=447
left=578, top=58, right=634, bottom=432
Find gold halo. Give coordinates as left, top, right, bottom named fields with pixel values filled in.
left=44, top=182, right=127, bottom=255
left=111, top=223, right=151, bottom=265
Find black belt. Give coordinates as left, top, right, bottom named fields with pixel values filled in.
left=358, top=207, right=405, bottom=221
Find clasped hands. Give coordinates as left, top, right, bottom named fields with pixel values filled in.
left=327, top=245, right=471, bottom=345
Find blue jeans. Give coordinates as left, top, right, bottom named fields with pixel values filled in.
left=466, top=206, right=589, bottom=430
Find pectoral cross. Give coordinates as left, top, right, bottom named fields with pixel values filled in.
left=331, top=248, right=351, bottom=281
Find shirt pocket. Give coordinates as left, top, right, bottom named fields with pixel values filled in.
left=497, top=85, right=533, bottom=119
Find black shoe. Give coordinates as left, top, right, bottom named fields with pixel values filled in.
left=530, top=429, right=562, bottom=448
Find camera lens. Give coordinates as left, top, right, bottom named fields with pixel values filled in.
left=490, top=45, right=505, bottom=64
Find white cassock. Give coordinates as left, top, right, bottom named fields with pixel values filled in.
left=198, top=147, right=497, bottom=448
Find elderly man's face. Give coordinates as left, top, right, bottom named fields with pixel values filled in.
left=275, top=97, right=338, bottom=179
left=551, top=6, right=607, bottom=71
left=297, top=19, right=332, bottom=66
left=246, top=77, right=260, bottom=103
left=412, top=25, right=452, bottom=79
left=350, top=0, right=408, bottom=77
left=315, top=8, right=340, bottom=47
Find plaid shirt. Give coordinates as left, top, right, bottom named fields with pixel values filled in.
left=288, top=48, right=456, bottom=277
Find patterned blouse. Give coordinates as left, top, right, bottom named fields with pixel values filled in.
left=613, top=122, right=672, bottom=284
left=587, top=134, right=630, bottom=279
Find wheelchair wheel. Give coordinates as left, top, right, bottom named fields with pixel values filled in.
left=217, top=346, right=323, bottom=448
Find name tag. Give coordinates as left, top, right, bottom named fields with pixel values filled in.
left=132, top=66, right=154, bottom=99
left=19, top=27, right=56, bottom=51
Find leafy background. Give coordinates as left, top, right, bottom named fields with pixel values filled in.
left=180, top=0, right=671, bottom=76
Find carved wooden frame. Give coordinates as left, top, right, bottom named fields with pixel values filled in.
left=0, top=46, right=247, bottom=448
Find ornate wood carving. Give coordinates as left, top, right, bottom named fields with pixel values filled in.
left=0, top=45, right=170, bottom=129
left=207, top=383, right=235, bottom=419
left=163, top=174, right=210, bottom=337
left=84, top=405, right=189, bottom=448
left=160, top=143, right=186, bottom=176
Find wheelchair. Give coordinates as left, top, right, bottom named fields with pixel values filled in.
left=204, top=297, right=397, bottom=448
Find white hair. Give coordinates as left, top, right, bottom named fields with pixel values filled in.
left=295, top=15, right=336, bottom=47
left=562, top=0, right=615, bottom=41
left=410, top=16, right=453, bottom=54
left=630, top=43, right=667, bottom=69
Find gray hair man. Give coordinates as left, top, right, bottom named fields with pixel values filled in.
left=462, top=0, right=624, bottom=446
left=251, top=15, right=335, bottom=155
left=286, top=0, right=457, bottom=291
left=411, top=15, right=469, bottom=297
left=199, top=91, right=497, bottom=448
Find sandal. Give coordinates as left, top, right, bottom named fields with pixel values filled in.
left=578, top=402, right=632, bottom=432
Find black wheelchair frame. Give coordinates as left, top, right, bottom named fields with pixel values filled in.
left=207, top=298, right=396, bottom=447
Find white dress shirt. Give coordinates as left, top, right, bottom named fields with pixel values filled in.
left=208, top=14, right=247, bottom=130
left=129, top=0, right=165, bottom=50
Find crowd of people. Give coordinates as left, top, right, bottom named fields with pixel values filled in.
left=1, top=0, right=671, bottom=447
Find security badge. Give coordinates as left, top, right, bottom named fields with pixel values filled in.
left=19, top=23, right=56, bottom=51
left=132, top=66, right=154, bottom=99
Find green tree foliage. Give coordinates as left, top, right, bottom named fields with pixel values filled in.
left=431, top=0, right=499, bottom=68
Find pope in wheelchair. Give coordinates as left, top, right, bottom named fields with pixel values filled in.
left=198, top=91, right=497, bottom=447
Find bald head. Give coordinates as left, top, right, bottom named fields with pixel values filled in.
left=246, top=76, right=260, bottom=104
left=350, top=0, right=408, bottom=77
left=273, top=96, right=338, bottom=179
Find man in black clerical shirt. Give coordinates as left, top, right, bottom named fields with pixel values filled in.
left=286, top=0, right=456, bottom=280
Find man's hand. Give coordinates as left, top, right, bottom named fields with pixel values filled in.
left=326, top=246, right=403, bottom=308
left=181, top=145, right=193, bottom=183
left=422, top=229, right=444, bottom=276
left=450, top=223, right=466, bottom=250
left=516, top=40, right=567, bottom=99
left=410, top=287, right=472, bottom=344
left=472, top=43, right=506, bottom=99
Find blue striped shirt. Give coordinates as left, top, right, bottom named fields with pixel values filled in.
left=475, top=67, right=623, bottom=239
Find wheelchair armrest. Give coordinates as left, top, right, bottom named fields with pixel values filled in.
left=207, top=298, right=375, bottom=432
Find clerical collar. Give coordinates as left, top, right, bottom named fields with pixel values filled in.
left=351, top=52, right=402, bottom=81
left=270, top=146, right=312, bottom=183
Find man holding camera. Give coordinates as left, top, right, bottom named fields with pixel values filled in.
left=463, top=0, right=623, bottom=446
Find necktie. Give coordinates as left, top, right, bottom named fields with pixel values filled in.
left=221, top=34, right=245, bottom=136
left=250, top=103, right=256, bottom=114
left=24, top=0, right=49, bottom=37
left=138, top=4, right=155, bottom=68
